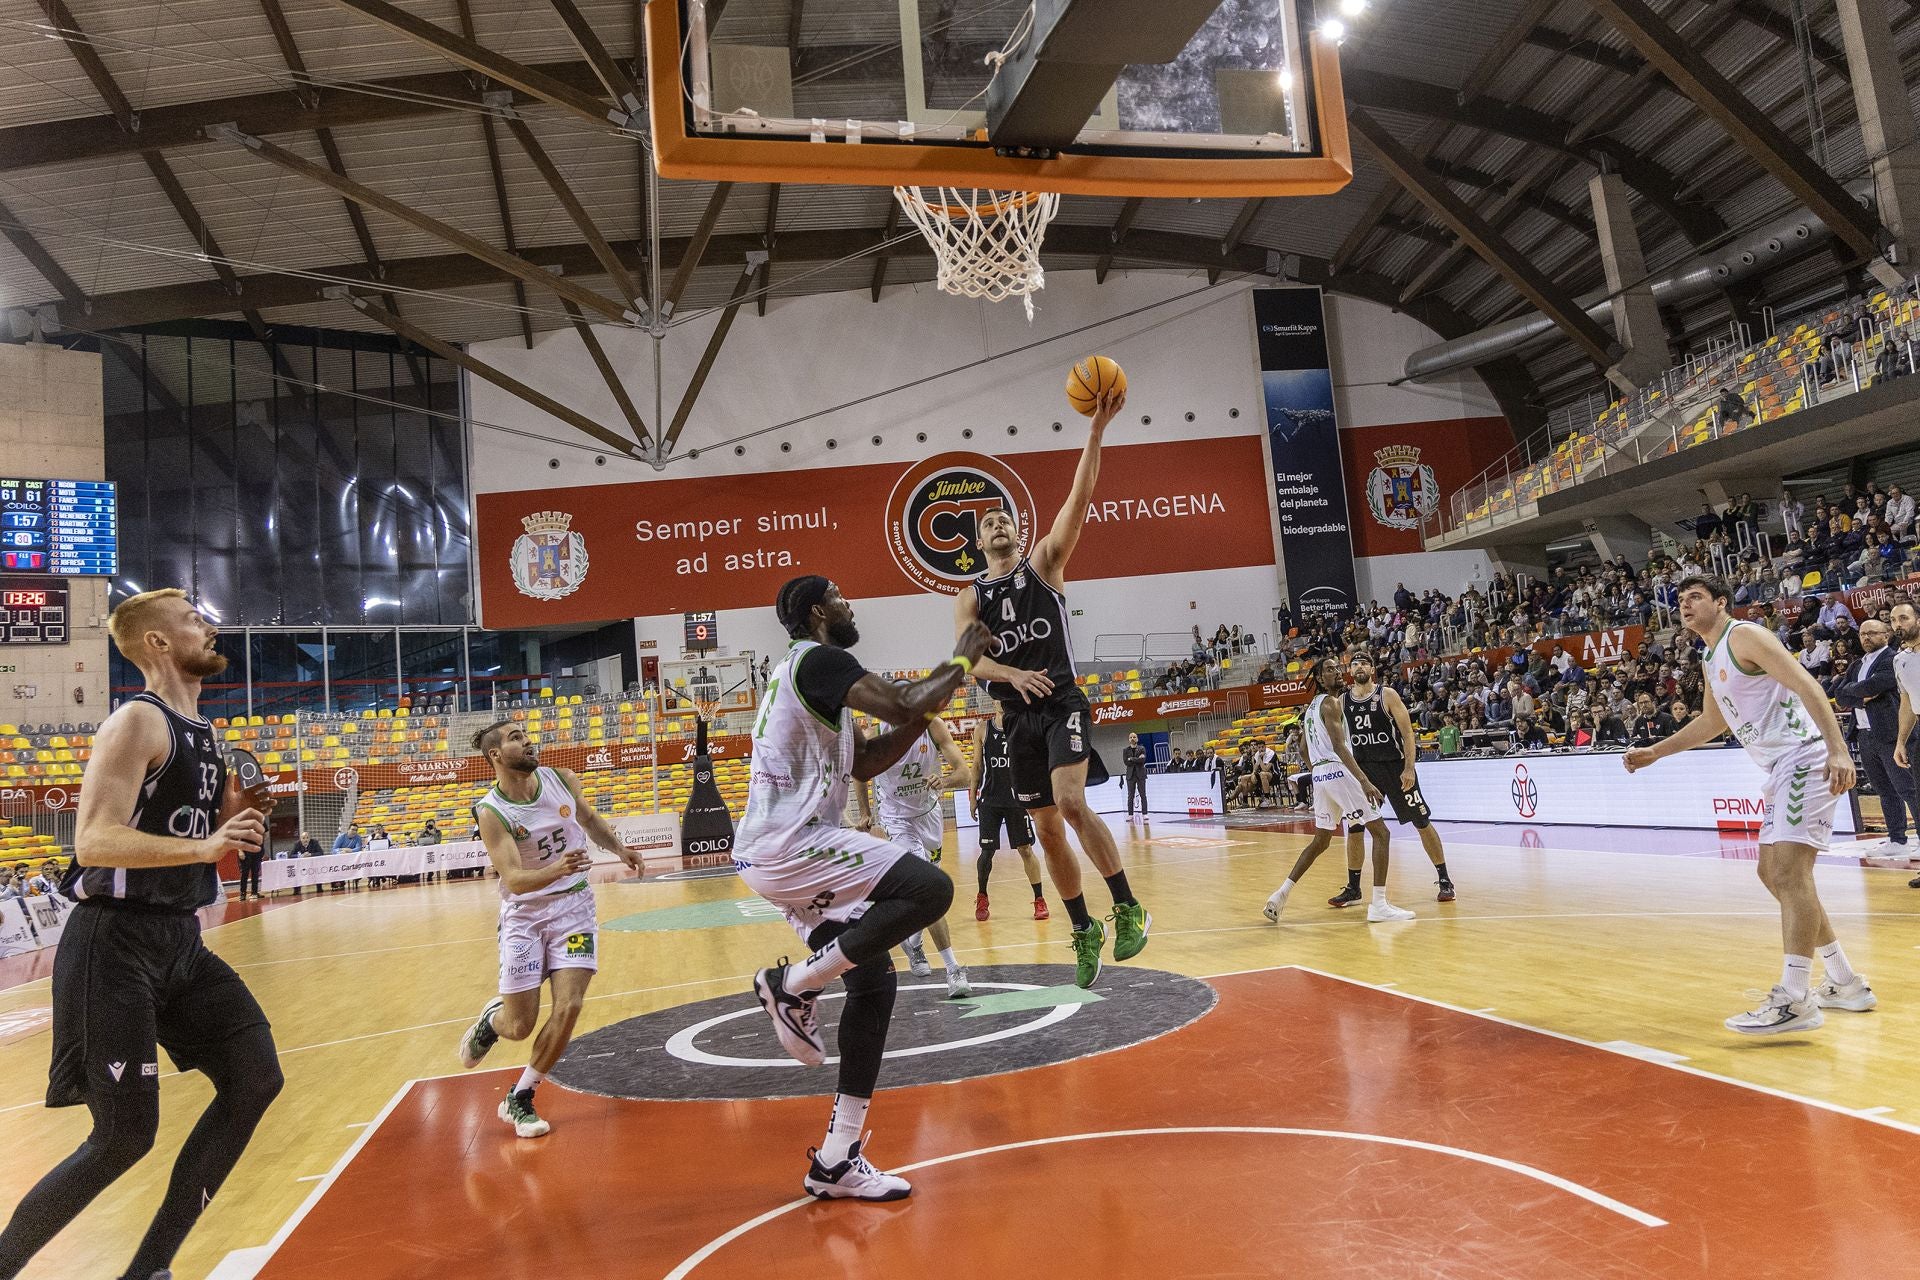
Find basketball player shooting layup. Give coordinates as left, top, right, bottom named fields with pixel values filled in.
left=456, top=720, right=641, bottom=1137
left=1626, top=575, right=1875, bottom=1034
left=1265, top=657, right=1415, bottom=924
left=956, top=388, right=1148, bottom=988
left=743, top=575, right=991, bottom=1202
left=1, top=589, right=282, bottom=1280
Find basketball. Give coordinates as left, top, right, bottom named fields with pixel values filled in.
left=1066, top=355, right=1127, bottom=415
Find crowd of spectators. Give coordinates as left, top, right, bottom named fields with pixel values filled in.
left=0, top=859, right=67, bottom=903
left=1122, top=472, right=1920, bottom=768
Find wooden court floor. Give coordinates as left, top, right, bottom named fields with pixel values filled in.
left=4, top=814, right=1920, bottom=1279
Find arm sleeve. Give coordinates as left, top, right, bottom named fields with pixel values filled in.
left=794, top=645, right=869, bottom=723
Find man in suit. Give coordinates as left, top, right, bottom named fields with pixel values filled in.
left=1122, top=733, right=1149, bottom=818
left=1835, top=618, right=1912, bottom=856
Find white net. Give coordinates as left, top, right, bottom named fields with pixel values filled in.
left=893, top=186, right=1061, bottom=318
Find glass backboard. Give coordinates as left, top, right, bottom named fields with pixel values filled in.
left=646, top=0, right=1352, bottom=198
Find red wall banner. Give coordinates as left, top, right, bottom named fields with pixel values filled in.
left=1340, top=416, right=1513, bottom=559
left=475, top=436, right=1277, bottom=628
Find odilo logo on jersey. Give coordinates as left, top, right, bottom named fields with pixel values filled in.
left=992, top=616, right=1054, bottom=656
left=166, top=805, right=211, bottom=839
left=883, top=453, right=1036, bottom=594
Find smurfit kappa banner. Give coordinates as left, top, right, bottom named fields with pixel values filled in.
left=1253, top=287, right=1358, bottom=625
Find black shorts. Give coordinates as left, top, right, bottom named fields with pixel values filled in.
left=977, top=803, right=1035, bottom=852
left=47, top=902, right=272, bottom=1108
left=1357, top=758, right=1433, bottom=829
left=1001, top=689, right=1110, bottom=810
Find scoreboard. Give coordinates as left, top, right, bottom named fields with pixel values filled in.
left=0, top=478, right=118, bottom=575
left=0, top=579, right=69, bottom=645
left=683, top=611, right=719, bottom=652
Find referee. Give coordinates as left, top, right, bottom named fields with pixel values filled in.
left=1337, top=652, right=1457, bottom=905
left=0, top=589, right=282, bottom=1280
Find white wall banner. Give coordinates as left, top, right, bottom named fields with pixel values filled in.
left=954, top=771, right=1224, bottom=828
left=21, top=894, right=68, bottom=948
left=0, top=898, right=38, bottom=957
left=613, top=813, right=681, bottom=861
left=1416, top=748, right=1860, bottom=834
left=260, top=832, right=651, bottom=891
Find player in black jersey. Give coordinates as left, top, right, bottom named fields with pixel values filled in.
left=954, top=387, right=1147, bottom=988
left=0, top=589, right=281, bottom=1280
left=1334, top=652, right=1455, bottom=905
left=969, top=707, right=1048, bottom=922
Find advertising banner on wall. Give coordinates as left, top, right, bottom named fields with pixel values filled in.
left=1253, top=287, right=1357, bottom=625
left=474, top=435, right=1277, bottom=629
left=1417, top=748, right=1858, bottom=835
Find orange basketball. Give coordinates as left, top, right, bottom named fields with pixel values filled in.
left=1065, top=355, right=1127, bottom=416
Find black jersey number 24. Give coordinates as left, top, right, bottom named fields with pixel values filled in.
left=1000, top=597, right=1016, bottom=623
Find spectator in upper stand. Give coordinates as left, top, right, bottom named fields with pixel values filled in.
left=1888, top=484, right=1914, bottom=541
left=1393, top=582, right=1415, bottom=612
left=1190, top=626, right=1209, bottom=664
left=1257, top=660, right=1277, bottom=683
left=1875, top=336, right=1910, bottom=383
left=1780, top=488, right=1805, bottom=539
left=1697, top=498, right=1728, bottom=545
left=1715, top=382, right=1752, bottom=429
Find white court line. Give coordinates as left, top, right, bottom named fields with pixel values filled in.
left=1211, top=963, right=1920, bottom=1139
left=1593, top=1041, right=1690, bottom=1065
left=661, top=1126, right=1667, bottom=1279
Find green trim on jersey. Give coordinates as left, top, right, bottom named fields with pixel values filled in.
left=1709, top=619, right=1766, bottom=678
left=788, top=642, right=845, bottom=732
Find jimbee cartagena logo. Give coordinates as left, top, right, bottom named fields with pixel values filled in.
left=884, top=453, right=1036, bottom=594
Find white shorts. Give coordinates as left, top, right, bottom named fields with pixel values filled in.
left=498, top=883, right=598, bottom=995
left=1758, top=740, right=1844, bottom=851
left=1310, top=761, right=1380, bottom=833
left=737, top=828, right=910, bottom=943
left=881, top=808, right=943, bottom=864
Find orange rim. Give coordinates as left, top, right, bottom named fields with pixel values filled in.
left=895, top=189, right=1049, bottom=220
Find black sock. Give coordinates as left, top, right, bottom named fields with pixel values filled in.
left=1031, top=881, right=1045, bottom=900
left=1103, top=871, right=1136, bottom=907
left=1434, top=861, right=1450, bottom=881
left=1345, top=868, right=1361, bottom=892
left=1064, top=894, right=1092, bottom=930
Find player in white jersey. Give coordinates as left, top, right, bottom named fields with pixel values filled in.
left=1626, top=575, right=1875, bottom=1034
left=744, top=574, right=991, bottom=1203
left=857, top=715, right=972, bottom=997
left=1263, top=658, right=1414, bottom=924
left=454, top=720, right=640, bottom=1136
left=1889, top=599, right=1920, bottom=887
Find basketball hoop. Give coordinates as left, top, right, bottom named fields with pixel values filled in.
left=893, top=186, right=1061, bottom=320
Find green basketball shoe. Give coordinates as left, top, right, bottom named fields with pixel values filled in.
left=1110, top=902, right=1152, bottom=962
left=1069, top=918, right=1105, bottom=989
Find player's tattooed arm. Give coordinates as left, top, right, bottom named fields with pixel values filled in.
left=1032, top=388, right=1124, bottom=587
left=555, top=767, right=640, bottom=871
left=848, top=621, right=994, bottom=728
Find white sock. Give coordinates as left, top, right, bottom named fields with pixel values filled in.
left=938, top=947, right=959, bottom=973
left=1371, top=886, right=1388, bottom=905
left=1781, top=954, right=1814, bottom=1000
left=820, top=1092, right=869, bottom=1165
left=515, top=1066, right=544, bottom=1094
left=1273, top=879, right=1295, bottom=898
left=1816, top=940, right=1857, bottom=985
left=786, top=939, right=856, bottom=993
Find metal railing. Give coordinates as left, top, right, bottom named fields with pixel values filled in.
left=1423, top=278, right=1920, bottom=548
